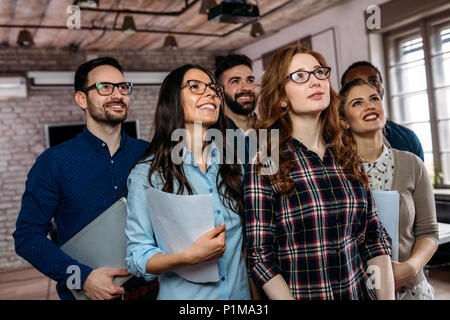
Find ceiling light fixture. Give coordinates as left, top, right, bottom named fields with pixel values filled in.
left=79, top=0, right=99, bottom=9
left=17, top=30, right=34, bottom=47
left=199, top=0, right=217, bottom=14
left=122, top=16, right=137, bottom=34
left=163, top=35, right=178, bottom=49
left=250, top=22, right=264, bottom=38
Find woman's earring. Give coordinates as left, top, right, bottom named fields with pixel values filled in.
left=280, top=101, right=288, bottom=111
left=339, top=118, right=350, bottom=130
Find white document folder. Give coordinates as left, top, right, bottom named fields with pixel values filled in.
left=60, top=197, right=132, bottom=299
left=372, top=191, right=400, bottom=261
left=145, top=185, right=219, bottom=283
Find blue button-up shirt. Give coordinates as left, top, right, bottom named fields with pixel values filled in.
left=13, top=127, right=148, bottom=300
left=125, top=142, right=251, bottom=300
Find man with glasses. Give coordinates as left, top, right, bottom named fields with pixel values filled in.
left=215, top=54, right=257, bottom=165
left=13, top=57, right=150, bottom=300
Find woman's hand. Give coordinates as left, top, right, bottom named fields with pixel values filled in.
left=184, top=222, right=226, bottom=265
left=391, top=260, right=418, bottom=291
left=145, top=223, right=226, bottom=274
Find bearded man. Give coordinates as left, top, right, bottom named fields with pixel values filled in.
left=215, top=54, right=257, bottom=165
left=13, top=57, right=152, bottom=300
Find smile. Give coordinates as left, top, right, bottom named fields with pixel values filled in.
left=198, top=103, right=216, bottom=110
left=363, top=113, right=378, bottom=121
left=237, top=95, right=253, bottom=101
left=109, top=105, right=125, bottom=109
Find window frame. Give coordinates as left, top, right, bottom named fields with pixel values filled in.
left=383, top=9, right=450, bottom=188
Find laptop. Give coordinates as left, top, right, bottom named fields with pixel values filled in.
left=60, top=197, right=133, bottom=299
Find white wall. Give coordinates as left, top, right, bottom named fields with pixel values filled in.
left=235, top=0, right=389, bottom=89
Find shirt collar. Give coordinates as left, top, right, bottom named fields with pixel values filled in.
left=180, top=140, right=221, bottom=168
left=366, top=144, right=391, bottom=173
left=286, top=137, right=333, bottom=153
left=226, top=117, right=239, bottom=130
left=81, top=126, right=127, bottom=151
left=226, top=113, right=257, bottom=132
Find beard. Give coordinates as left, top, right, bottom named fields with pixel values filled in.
left=87, top=98, right=128, bottom=126
left=224, top=90, right=256, bottom=116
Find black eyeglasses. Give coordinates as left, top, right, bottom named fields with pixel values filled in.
left=182, top=80, right=223, bottom=97
left=83, top=82, right=133, bottom=96
left=286, top=67, right=331, bottom=84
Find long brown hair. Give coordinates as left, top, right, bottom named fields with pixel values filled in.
left=138, top=64, right=244, bottom=217
left=256, top=43, right=368, bottom=194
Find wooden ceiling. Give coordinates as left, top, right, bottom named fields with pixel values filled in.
left=0, top=0, right=345, bottom=51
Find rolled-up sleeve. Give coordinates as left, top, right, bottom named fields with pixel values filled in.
left=357, top=189, right=392, bottom=262
left=244, top=164, right=281, bottom=287
left=125, top=164, right=162, bottom=282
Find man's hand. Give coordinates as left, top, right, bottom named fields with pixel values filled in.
left=82, top=268, right=130, bottom=300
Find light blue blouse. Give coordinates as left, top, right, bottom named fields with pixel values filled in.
left=125, top=143, right=251, bottom=300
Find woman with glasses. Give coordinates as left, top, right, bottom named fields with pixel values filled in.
left=125, top=64, right=251, bottom=300
left=244, top=43, right=395, bottom=300
left=339, top=78, right=438, bottom=300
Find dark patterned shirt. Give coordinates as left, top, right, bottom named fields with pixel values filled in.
left=13, top=128, right=148, bottom=299
left=244, top=138, right=392, bottom=300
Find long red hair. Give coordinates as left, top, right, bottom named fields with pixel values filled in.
left=255, top=43, right=368, bottom=194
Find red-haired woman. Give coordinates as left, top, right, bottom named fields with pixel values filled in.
left=244, top=44, right=395, bottom=300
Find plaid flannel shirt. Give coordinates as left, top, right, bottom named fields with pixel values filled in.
left=244, top=138, right=392, bottom=300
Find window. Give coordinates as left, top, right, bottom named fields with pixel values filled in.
left=384, top=10, right=450, bottom=188
left=432, top=23, right=450, bottom=187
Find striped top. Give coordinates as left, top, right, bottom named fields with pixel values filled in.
left=244, top=138, right=392, bottom=300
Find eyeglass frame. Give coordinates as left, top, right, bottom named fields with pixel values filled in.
left=82, top=82, right=134, bottom=96
left=182, top=79, right=224, bottom=97
left=286, top=67, right=332, bottom=84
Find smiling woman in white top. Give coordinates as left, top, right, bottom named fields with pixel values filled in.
left=339, top=78, right=439, bottom=300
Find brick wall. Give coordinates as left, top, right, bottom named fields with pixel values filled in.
left=0, top=47, right=220, bottom=272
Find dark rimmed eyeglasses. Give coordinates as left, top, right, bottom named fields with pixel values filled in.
left=83, top=82, right=133, bottom=96
left=286, top=67, right=331, bottom=84
left=182, top=80, right=223, bottom=97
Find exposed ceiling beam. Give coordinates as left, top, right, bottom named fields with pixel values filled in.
left=72, top=0, right=200, bottom=16
left=0, top=0, right=296, bottom=39
left=0, top=24, right=221, bottom=37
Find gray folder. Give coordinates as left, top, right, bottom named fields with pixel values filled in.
left=61, top=197, right=132, bottom=299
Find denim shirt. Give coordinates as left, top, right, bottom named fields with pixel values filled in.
left=125, top=142, right=251, bottom=300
